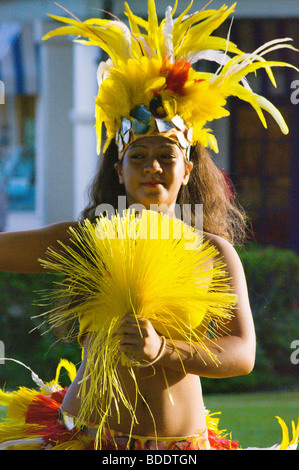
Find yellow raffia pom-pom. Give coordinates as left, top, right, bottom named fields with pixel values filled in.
left=37, top=209, right=237, bottom=447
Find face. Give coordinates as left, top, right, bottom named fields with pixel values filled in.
left=114, top=136, right=193, bottom=214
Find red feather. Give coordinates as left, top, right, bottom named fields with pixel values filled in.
left=161, top=59, right=191, bottom=95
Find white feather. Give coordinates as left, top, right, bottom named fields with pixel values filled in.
left=0, top=358, right=54, bottom=394
left=136, top=36, right=154, bottom=57
left=97, top=58, right=114, bottom=86
left=191, top=50, right=251, bottom=90
left=163, top=6, right=175, bottom=63
left=0, top=438, right=44, bottom=450
left=222, top=38, right=297, bottom=82
left=187, top=49, right=231, bottom=66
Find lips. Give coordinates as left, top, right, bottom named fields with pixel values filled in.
left=143, top=181, right=163, bottom=187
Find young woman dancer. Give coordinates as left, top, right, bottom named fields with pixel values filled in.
left=0, top=1, right=297, bottom=450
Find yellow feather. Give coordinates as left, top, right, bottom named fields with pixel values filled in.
left=275, top=416, right=299, bottom=449
left=7, top=388, right=38, bottom=422
left=0, top=423, right=45, bottom=445
left=124, top=2, right=149, bottom=32
left=218, top=58, right=298, bottom=88
left=54, top=359, right=77, bottom=384
left=0, top=389, right=14, bottom=407
left=176, top=4, right=237, bottom=59
left=148, top=0, right=159, bottom=50
left=196, top=128, right=219, bottom=153
left=276, top=416, right=293, bottom=450
left=171, top=0, right=179, bottom=17
left=253, top=95, right=289, bottom=135
left=43, top=15, right=132, bottom=63
left=274, top=416, right=299, bottom=449
left=173, top=0, right=194, bottom=34
left=183, top=36, right=243, bottom=60
left=42, top=25, right=81, bottom=41
left=42, top=2, right=296, bottom=152
left=290, top=419, right=299, bottom=447
left=49, top=439, right=87, bottom=450
left=124, top=2, right=141, bottom=36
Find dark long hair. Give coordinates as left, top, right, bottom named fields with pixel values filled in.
left=81, top=139, right=248, bottom=246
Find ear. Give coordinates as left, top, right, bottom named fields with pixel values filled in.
left=114, top=162, right=124, bottom=184
left=181, top=160, right=193, bottom=186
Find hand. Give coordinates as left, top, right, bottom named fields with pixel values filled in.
left=117, top=314, right=163, bottom=363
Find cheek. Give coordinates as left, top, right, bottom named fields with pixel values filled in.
left=172, top=163, right=188, bottom=187
left=121, top=169, right=140, bottom=195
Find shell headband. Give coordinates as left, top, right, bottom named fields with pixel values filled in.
left=43, top=1, right=298, bottom=159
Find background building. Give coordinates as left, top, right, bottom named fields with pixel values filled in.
left=0, top=0, right=298, bottom=251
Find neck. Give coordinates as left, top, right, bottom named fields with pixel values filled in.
left=143, top=203, right=178, bottom=219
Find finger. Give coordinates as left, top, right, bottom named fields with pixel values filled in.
left=118, top=317, right=147, bottom=334
left=121, top=313, right=138, bottom=323
left=117, top=323, right=141, bottom=336
left=119, top=343, right=139, bottom=354
left=119, top=336, right=139, bottom=346
left=121, top=314, right=147, bottom=325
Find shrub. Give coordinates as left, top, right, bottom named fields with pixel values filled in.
left=203, top=244, right=299, bottom=393
left=0, top=272, right=81, bottom=388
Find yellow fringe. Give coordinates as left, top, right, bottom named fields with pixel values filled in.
left=36, top=209, right=237, bottom=448
left=0, top=422, right=46, bottom=444
left=0, top=389, right=14, bottom=407
left=4, top=444, right=44, bottom=451
left=49, top=439, right=89, bottom=450
left=0, top=387, right=38, bottom=423
left=276, top=416, right=299, bottom=450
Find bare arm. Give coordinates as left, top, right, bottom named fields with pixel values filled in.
left=0, top=221, right=78, bottom=273
left=160, top=234, right=256, bottom=377
left=119, top=234, right=256, bottom=378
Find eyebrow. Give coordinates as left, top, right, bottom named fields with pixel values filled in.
left=130, top=143, right=178, bottom=150
left=130, top=143, right=147, bottom=149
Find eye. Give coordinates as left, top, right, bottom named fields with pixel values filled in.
left=160, top=154, right=176, bottom=160
left=130, top=154, right=145, bottom=160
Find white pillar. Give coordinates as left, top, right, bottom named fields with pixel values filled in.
left=70, top=43, right=98, bottom=220
left=35, top=22, right=74, bottom=225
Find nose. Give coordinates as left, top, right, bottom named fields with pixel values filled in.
left=143, top=158, right=162, bottom=174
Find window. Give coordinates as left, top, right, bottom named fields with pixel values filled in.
left=229, top=18, right=298, bottom=249
left=0, top=22, right=39, bottom=221
left=0, top=95, right=36, bottom=212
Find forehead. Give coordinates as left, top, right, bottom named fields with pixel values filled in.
left=126, top=136, right=183, bottom=153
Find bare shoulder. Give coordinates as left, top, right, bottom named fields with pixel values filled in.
left=202, top=231, right=245, bottom=276
left=203, top=231, right=239, bottom=256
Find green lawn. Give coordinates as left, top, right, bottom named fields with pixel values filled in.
left=204, top=390, right=299, bottom=448
left=0, top=390, right=298, bottom=449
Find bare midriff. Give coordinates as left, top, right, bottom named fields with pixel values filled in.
left=61, top=335, right=207, bottom=438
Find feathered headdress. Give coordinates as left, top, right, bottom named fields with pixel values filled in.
left=43, top=1, right=298, bottom=156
